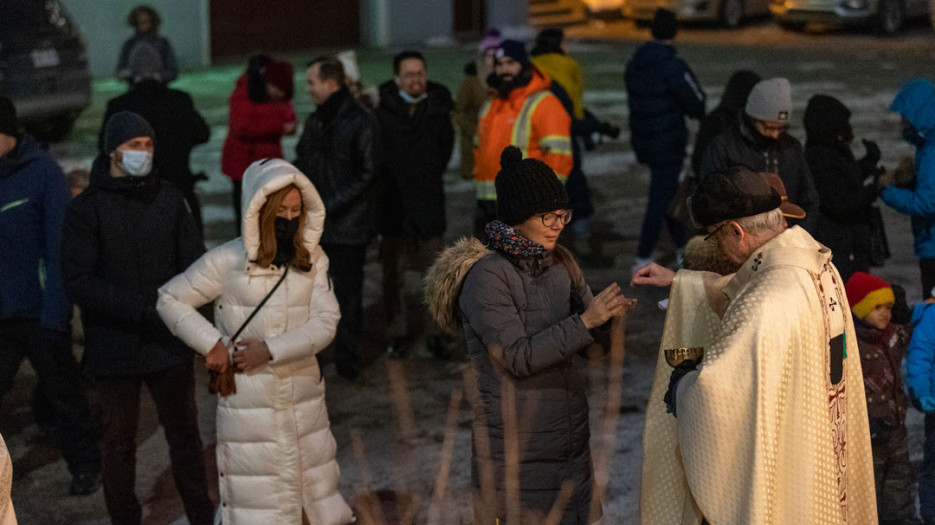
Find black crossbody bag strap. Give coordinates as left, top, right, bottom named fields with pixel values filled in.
left=230, top=266, right=289, bottom=342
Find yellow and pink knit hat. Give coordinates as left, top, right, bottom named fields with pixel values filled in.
left=845, top=272, right=894, bottom=319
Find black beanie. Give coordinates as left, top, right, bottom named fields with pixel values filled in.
left=496, top=40, right=532, bottom=70
left=0, top=97, right=18, bottom=136
left=495, top=146, right=568, bottom=226
left=651, top=9, right=678, bottom=41
left=103, top=111, right=155, bottom=153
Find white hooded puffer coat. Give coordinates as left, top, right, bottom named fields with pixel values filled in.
left=157, top=159, right=354, bottom=525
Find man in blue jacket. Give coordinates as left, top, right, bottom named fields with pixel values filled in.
left=624, top=8, right=706, bottom=272
left=0, top=96, right=102, bottom=494
left=881, top=78, right=935, bottom=300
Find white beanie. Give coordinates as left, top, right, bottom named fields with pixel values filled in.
left=745, top=77, right=792, bottom=123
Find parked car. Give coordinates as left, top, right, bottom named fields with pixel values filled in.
left=1, top=0, right=91, bottom=141
left=770, top=0, right=929, bottom=34
left=623, top=0, right=772, bottom=27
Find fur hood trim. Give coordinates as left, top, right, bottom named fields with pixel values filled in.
left=424, top=237, right=491, bottom=336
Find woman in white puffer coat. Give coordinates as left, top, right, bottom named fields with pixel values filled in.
left=157, top=158, right=354, bottom=525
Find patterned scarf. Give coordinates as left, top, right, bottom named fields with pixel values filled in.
left=485, top=220, right=545, bottom=259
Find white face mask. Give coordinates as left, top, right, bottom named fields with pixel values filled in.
left=119, top=149, right=152, bottom=177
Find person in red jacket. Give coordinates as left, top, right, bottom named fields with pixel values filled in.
left=221, top=54, right=297, bottom=233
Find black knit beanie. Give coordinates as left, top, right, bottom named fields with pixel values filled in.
left=103, top=111, right=155, bottom=153
left=495, top=146, right=568, bottom=226
left=0, top=97, right=18, bottom=136
left=651, top=9, right=678, bottom=41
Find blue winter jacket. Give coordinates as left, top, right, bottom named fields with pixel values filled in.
left=0, top=135, right=71, bottom=331
left=907, top=301, right=935, bottom=403
left=624, top=41, right=706, bottom=166
left=881, top=79, right=935, bottom=258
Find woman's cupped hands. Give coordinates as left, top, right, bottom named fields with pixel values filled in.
left=580, top=282, right=637, bottom=330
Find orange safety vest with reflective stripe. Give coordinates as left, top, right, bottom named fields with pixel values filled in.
left=472, top=68, right=573, bottom=201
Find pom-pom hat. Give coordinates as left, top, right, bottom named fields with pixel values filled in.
left=845, top=272, right=895, bottom=320
left=495, top=146, right=568, bottom=226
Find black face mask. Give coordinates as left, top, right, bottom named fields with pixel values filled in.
left=903, top=123, right=926, bottom=147
left=272, top=216, right=299, bottom=267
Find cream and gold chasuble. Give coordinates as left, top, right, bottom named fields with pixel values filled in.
left=640, top=227, right=877, bottom=525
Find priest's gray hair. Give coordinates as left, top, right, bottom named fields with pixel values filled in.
left=736, top=208, right=785, bottom=236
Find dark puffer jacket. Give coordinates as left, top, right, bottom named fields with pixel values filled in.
left=699, top=116, right=819, bottom=225
left=375, top=80, right=454, bottom=239
left=0, top=135, right=71, bottom=331
left=458, top=246, right=598, bottom=524
left=624, top=41, right=706, bottom=165
left=62, top=155, right=203, bottom=377
left=295, top=88, right=379, bottom=246
left=691, top=70, right=761, bottom=175
left=803, top=94, right=879, bottom=282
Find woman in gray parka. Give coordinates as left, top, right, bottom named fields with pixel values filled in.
left=426, top=146, right=633, bottom=524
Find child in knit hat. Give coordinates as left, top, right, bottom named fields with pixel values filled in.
left=845, top=272, right=920, bottom=524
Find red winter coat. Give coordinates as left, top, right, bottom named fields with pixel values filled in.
left=221, top=75, right=296, bottom=182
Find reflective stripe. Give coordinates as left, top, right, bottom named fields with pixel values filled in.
left=475, top=100, right=492, bottom=148
left=0, top=198, right=28, bottom=213
left=38, top=258, right=46, bottom=291
left=539, top=135, right=572, bottom=155
left=473, top=179, right=497, bottom=201
left=510, top=91, right=551, bottom=157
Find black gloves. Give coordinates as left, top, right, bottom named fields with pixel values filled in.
left=858, top=139, right=884, bottom=178
left=664, top=359, right=698, bottom=417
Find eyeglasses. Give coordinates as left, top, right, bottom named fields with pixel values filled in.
left=539, top=209, right=573, bottom=227
left=704, top=222, right=727, bottom=243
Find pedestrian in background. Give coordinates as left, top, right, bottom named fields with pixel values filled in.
left=427, top=146, right=633, bottom=524
left=375, top=50, right=454, bottom=358
left=222, top=54, right=297, bottom=234
left=691, top=69, right=760, bottom=176
left=804, top=94, right=883, bottom=283
left=101, top=42, right=210, bottom=233
left=63, top=112, right=213, bottom=525
left=115, top=5, right=178, bottom=83
left=906, top=286, right=935, bottom=525
left=295, top=56, right=379, bottom=380
left=845, top=272, right=920, bottom=525
left=879, top=79, right=935, bottom=299
left=0, top=96, right=102, bottom=496
left=625, top=8, right=706, bottom=272
left=158, top=159, right=354, bottom=525
left=452, top=28, right=500, bottom=181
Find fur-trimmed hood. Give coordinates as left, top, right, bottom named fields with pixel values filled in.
left=424, top=237, right=491, bottom=336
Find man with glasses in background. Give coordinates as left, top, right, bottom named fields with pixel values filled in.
left=699, top=77, right=818, bottom=230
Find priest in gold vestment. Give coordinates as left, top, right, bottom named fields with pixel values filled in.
left=633, top=166, right=878, bottom=525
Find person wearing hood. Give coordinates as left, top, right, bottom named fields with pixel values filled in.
left=625, top=9, right=707, bottom=272
left=100, top=41, right=210, bottom=233
left=699, top=77, right=819, bottom=231
left=157, top=159, right=354, bottom=525
left=375, top=50, right=454, bottom=358
left=115, top=5, right=178, bottom=83
left=426, top=146, right=634, bottom=524
left=803, top=94, right=884, bottom=283
left=0, top=96, right=102, bottom=496
left=62, top=111, right=213, bottom=525
left=880, top=79, right=935, bottom=300
left=472, top=39, right=573, bottom=241
left=222, top=54, right=298, bottom=235
left=691, top=69, right=760, bottom=176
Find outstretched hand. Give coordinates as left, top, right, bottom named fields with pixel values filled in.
left=581, top=282, right=637, bottom=329
left=630, top=262, right=676, bottom=288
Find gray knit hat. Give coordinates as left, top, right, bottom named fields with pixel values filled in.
left=495, top=146, right=568, bottom=226
left=128, top=42, right=165, bottom=82
left=745, top=77, right=792, bottom=123
left=103, top=111, right=155, bottom=153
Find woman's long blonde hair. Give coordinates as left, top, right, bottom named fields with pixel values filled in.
left=255, top=184, right=312, bottom=271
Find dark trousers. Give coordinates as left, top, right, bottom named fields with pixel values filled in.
left=474, top=200, right=498, bottom=244
left=921, top=413, right=935, bottom=520
left=231, top=180, right=243, bottom=236
left=96, top=361, right=213, bottom=525
left=380, top=235, right=444, bottom=339
left=637, top=162, right=688, bottom=259
left=0, top=320, right=100, bottom=475
left=921, top=258, right=935, bottom=300
left=321, top=243, right=366, bottom=374
left=871, top=423, right=918, bottom=522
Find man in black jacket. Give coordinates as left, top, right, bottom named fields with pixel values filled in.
left=624, top=9, right=706, bottom=272
left=99, top=42, right=210, bottom=233
left=375, top=51, right=454, bottom=359
left=699, top=77, right=818, bottom=229
left=295, top=57, right=379, bottom=379
left=63, top=112, right=214, bottom=525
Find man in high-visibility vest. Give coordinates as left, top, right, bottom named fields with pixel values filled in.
left=473, top=39, right=573, bottom=241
